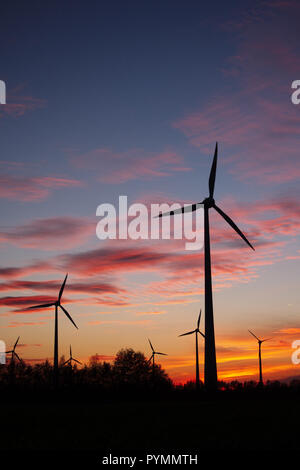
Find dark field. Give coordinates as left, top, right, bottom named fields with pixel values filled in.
left=1, top=396, right=299, bottom=451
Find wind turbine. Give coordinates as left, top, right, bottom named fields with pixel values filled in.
left=248, top=330, right=272, bottom=385
left=179, top=309, right=205, bottom=390
left=28, top=274, right=78, bottom=384
left=157, top=143, right=254, bottom=390
left=63, top=344, right=82, bottom=367
left=5, top=336, right=22, bottom=363
left=148, top=339, right=167, bottom=373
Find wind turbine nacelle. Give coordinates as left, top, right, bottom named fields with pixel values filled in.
left=203, top=197, right=215, bottom=208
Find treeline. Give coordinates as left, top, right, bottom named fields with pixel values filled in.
left=1, top=348, right=300, bottom=401
left=0, top=348, right=172, bottom=398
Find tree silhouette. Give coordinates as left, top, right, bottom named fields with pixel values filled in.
left=113, top=348, right=152, bottom=385
left=113, top=348, right=172, bottom=392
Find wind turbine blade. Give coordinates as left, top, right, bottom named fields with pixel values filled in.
left=179, top=330, right=196, bottom=337
left=213, top=204, right=255, bottom=250
left=63, top=359, right=70, bottom=366
left=60, top=305, right=78, bottom=329
left=13, top=336, right=20, bottom=350
left=248, top=330, right=260, bottom=341
left=14, top=352, right=21, bottom=362
left=199, top=331, right=205, bottom=339
left=262, top=338, right=273, bottom=343
left=148, top=338, right=154, bottom=352
left=28, top=302, right=56, bottom=309
left=156, top=352, right=168, bottom=356
left=197, top=309, right=202, bottom=329
left=148, top=354, right=154, bottom=363
left=70, top=345, right=72, bottom=357
left=155, top=203, right=201, bottom=218
left=58, top=274, right=68, bottom=302
left=5, top=350, right=13, bottom=354
left=209, top=142, right=218, bottom=198
left=73, top=358, right=82, bottom=364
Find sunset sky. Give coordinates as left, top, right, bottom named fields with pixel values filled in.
left=0, top=0, right=300, bottom=383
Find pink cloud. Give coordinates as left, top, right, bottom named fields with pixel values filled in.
left=0, top=86, right=46, bottom=117
left=173, top=3, right=300, bottom=184
left=0, top=216, right=94, bottom=250
left=70, top=148, right=190, bottom=183
left=0, top=175, right=83, bottom=201
left=87, top=319, right=151, bottom=326
left=0, top=295, right=71, bottom=313
left=173, top=98, right=300, bottom=184
left=5, top=321, right=47, bottom=328
left=0, top=195, right=298, bottom=309
left=0, top=261, right=52, bottom=279
left=0, top=279, right=124, bottom=295
left=136, top=310, right=166, bottom=316
left=59, top=247, right=170, bottom=277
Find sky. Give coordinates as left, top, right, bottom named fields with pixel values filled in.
left=0, top=0, right=300, bottom=383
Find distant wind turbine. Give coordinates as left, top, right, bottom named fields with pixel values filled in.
left=248, top=330, right=272, bottom=385
left=28, top=274, right=78, bottom=384
left=148, top=339, right=167, bottom=373
left=157, top=143, right=255, bottom=390
left=179, top=309, right=205, bottom=390
left=63, top=345, right=82, bottom=367
left=5, top=336, right=22, bottom=363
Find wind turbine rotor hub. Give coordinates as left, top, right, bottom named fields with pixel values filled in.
left=203, top=197, right=215, bottom=208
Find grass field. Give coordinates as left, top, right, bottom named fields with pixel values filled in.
left=1, top=396, right=299, bottom=451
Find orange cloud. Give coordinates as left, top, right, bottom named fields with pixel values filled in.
left=136, top=310, right=166, bottom=316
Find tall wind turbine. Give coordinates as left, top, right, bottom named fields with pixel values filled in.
left=63, top=344, right=82, bottom=367
left=148, top=339, right=167, bottom=373
left=28, top=274, right=78, bottom=384
left=157, top=143, right=254, bottom=389
left=248, top=330, right=272, bottom=385
left=179, top=309, right=205, bottom=390
left=5, top=336, right=22, bottom=363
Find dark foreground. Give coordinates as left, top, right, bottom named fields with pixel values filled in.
left=1, top=395, right=299, bottom=452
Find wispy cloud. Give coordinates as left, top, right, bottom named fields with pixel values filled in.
left=0, top=216, right=94, bottom=249
left=87, top=319, right=151, bottom=326
left=0, top=279, right=124, bottom=295
left=0, top=261, right=52, bottom=279
left=0, top=85, right=46, bottom=117
left=0, top=194, right=299, bottom=314
left=136, top=310, right=166, bottom=316
left=70, top=148, right=190, bottom=183
left=0, top=175, right=83, bottom=201
left=173, top=2, right=300, bottom=184
left=4, top=321, right=47, bottom=328
left=0, top=295, right=69, bottom=313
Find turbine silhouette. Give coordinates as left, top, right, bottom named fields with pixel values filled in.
left=157, top=143, right=254, bottom=389
left=179, top=309, right=205, bottom=390
left=5, top=336, right=22, bottom=363
left=28, top=274, right=78, bottom=384
left=63, top=344, right=82, bottom=367
left=249, top=330, right=272, bottom=385
left=148, top=339, right=167, bottom=373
